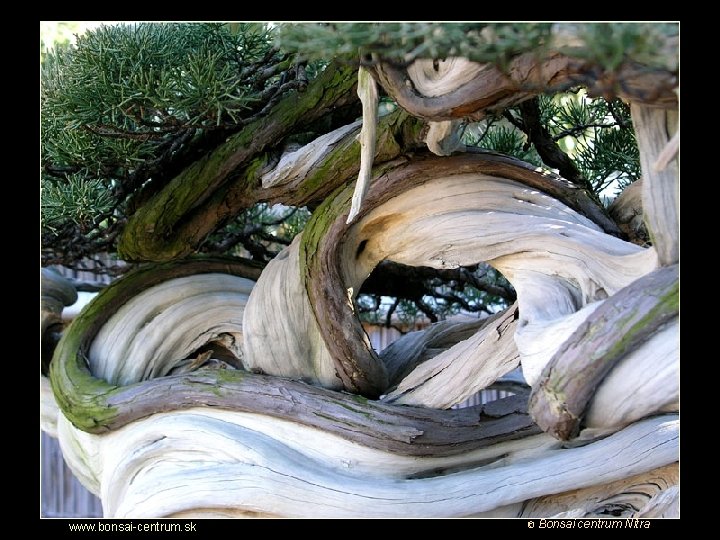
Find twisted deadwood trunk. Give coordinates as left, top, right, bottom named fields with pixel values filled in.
left=42, top=38, right=678, bottom=518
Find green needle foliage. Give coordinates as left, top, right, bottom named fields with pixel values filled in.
left=277, top=23, right=553, bottom=66
left=465, top=91, right=639, bottom=198
left=41, top=22, right=296, bottom=264
left=276, top=22, right=677, bottom=70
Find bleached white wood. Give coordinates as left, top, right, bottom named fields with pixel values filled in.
left=384, top=306, right=519, bottom=408
left=89, top=274, right=254, bottom=385
left=56, top=411, right=676, bottom=518
left=406, top=58, right=485, bottom=97
left=245, top=172, right=661, bottom=402
left=242, top=238, right=339, bottom=387
left=340, top=176, right=658, bottom=404
left=245, top=171, right=665, bottom=418
left=40, top=376, right=60, bottom=438
left=347, top=66, right=378, bottom=223
left=260, top=121, right=361, bottom=189
left=634, top=485, right=679, bottom=518
left=520, top=463, right=678, bottom=518
left=380, top=316, right=488, bottom=385
left=609, top=178, right=646, bottom=239
left=425, top=119, right=466, bottom=156
left=632, top=103, right=679, bottom=266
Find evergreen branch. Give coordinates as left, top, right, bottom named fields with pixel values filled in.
left=84, top=124, right=166, bottom=141
left=514, top=98, right=596, bottom=196
left=552, top=122, right=620, bottom=141
left=606, top=99, right=630, bottom=129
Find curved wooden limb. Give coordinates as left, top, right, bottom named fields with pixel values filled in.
left=528, top=264, right=678, bottom=440
left=118, top=62, right=360, bottom=262
left=56, top=412, right=677, bottom=517
left=383, top=305, right=520, bottom=408
left=41, top=268, right=78, bottom=373
left=41, top=269, right=78, bottom=436
left=371, top=53, right=677, bottom=122
left=299, top=151, right=653, bottom=397
left=347, top=66, right=379, bottom=223
left=49, top=256, right=539, bottom=455
left=380, top=316, right=493, bottom=386
left=49, top=258, right=262, bottom=431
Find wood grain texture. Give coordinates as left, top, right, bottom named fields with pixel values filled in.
left=529, top=264, right=678, bottom=439
left=300, top=151, right=653, bottom=397
left=371, top=51, right=677, bottom=122
left=520, top=463, right=678, bottom=518
left=55, top=412, right=676, bottom=518
left=384, top=305, right=520, bottom=408
left=632, top=103, right=679, bottom=266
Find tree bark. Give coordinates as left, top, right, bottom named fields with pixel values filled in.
left=631, top=103, right=679, bottom=266
left=529, top=264, right=678, bottom=439
left=43, top=29, right=680, bottom=518
left=370, top=53, right=677, bottom=122
left=117, top=62, right=361, bottom=262
left=298, top=151, right=653, bottom=397
left=383, top=305, right=520, bottom=408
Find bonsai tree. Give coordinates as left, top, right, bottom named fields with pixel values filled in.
left=41, top=22, right=678, bottom=518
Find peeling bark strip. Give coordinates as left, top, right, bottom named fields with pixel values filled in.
left=370, top=53, right=677, bottom=122
left=529, top=264, right=678, bottom=440
left=301, top=151, right=628, bottom=397
left=347, top=66, right=378, bottom=223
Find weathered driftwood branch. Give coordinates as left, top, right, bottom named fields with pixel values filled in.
left=631, top=103, right=679, bottom=266
left=56, top=412, right=677, bottom=518
left=49, top=258, right=261, bottom=431
left=608, top=178, right=647, bottom=244
left=296, top=151, right=652, bottom=397
left=369, top=48, right=677, bottom=122
left=44, top=26, right=681, bottom=519
left=49, top=257, right=540, bottom=455
left=380, top=316, right=491, bottom=386
left=383, top=305, right=520, bottom=408
left=88, top=273, right=253, bottom=385
left=48, top=143, right=675, bottom=517
left=633, top=484, right=679, bottom=518
left=519, top=463, right=678, bottom=518
left=529, top=264, right=678, bottom=439
left=347, top=66, right=379, bottom=223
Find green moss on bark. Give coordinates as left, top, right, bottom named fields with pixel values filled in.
left=118, top=62, right=359, bottom=263
left=49, top=257, right=260, bottom=431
